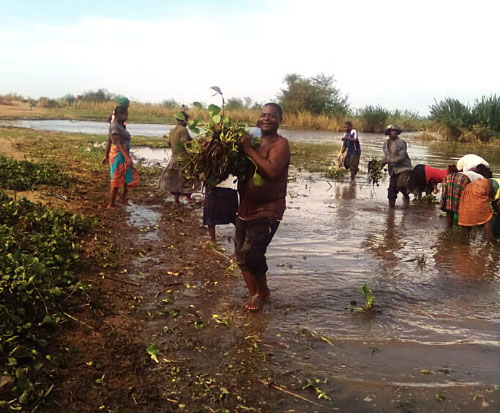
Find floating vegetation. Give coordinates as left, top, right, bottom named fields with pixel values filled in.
left=346, top=284, right=375, bottom=312
left=0, top=155, right=71, bottom=191
left=367, top=159, right=385, bottom=186
left=302, top=378, right=331, bottom=401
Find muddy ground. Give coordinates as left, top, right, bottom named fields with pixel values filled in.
left=1, top=128, right=496, bottom=412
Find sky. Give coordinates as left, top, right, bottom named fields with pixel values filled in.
left=1, top=0, right=499, bottom=115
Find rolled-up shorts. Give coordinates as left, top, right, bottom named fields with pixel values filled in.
left=234, top=217, right=279, bottom=275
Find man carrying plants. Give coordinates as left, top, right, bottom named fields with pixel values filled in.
left=380, top=124, right=412, bottom=208
left=341, top=121, right=361, bottom=183
left=235, top=103, right=290, bottom=311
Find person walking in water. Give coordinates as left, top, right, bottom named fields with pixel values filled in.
left=380, top=124, right=412, bottom=208
left=235, top=103, right=290, bottom=311
left=341, top=121, right=361, bottom=183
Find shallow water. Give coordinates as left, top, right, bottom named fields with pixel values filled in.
left=5, top=119, right=500, bottom=389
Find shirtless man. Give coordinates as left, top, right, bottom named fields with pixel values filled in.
left=235, top=103, right=290, bottom=311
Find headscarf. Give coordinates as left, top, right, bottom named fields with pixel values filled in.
left=117, top=96, right=130, bottom=107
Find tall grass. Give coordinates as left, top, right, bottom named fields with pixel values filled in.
left=430, top=96, right=500, bottom=141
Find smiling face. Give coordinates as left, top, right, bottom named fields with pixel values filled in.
left=259, top=104, right=282, bottom=135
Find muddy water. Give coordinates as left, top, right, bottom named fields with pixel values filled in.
left=6, top=119, right=500, bottom=391
left=128, top=133, right=500, bottom=393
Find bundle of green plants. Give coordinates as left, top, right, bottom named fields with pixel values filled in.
left=324, top=150, right=347, bottom=180
left=367, top=159, right=385, bottom=186
left=185, top=87, right=259, bottom=186
left=0, top=155, right=70, bottom=191
left=0, top=192, right=94, bottom=408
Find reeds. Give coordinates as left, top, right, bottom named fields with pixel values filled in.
left=430, top=96, right=500, bottom=141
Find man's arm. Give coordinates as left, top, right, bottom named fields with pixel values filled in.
left=241, top=137, right=290, bottom=180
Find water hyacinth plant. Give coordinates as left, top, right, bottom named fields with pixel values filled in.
left=184, top=87, right=259, bottom=186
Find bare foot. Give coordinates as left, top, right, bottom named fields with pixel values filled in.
left=244, top=293, right=270, bottom=312
left=107, top=204, right=117, bottom=209
left=117, top=196, right=130, bottom=206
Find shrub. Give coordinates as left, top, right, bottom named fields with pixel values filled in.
left=358, top=105, right=389, bottom=133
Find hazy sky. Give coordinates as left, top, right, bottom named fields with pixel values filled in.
left=1, top=0, right=499, bottom=115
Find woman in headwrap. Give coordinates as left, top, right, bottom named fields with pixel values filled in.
left=458, top=178, right=499, bottom=243
left=102, top=97, right=140, bottom=208
left=158, top=111, right=200, bottom=204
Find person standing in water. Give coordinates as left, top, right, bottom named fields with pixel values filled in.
left=341, top=121, right=361, bottom=183
left=235, top=103, right=290, bottom=311
left=380, top=124, right=412, bottom=208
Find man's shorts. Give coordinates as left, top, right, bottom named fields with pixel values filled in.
left=344, top=153, right=360, bottom=172
left=388, top=171, right=410, bottom=200
left=234, top=217, right=280, bottom=275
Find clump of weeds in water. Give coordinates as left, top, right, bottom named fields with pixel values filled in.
left=346, top=284, right=375, bottom=312
left=0, top=191, right=94, bottom=409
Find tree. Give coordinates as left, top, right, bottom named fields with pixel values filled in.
left=277, top=73, right=349, bottom=116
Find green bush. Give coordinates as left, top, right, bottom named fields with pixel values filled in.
left=430, top=96, right=500, bottom=141
left=0, top=192, right=94, bottom=408
left=358, top=105, right=389, bottom=133
left=0, top=155, right=70, bottom=191
left=472, top=95, right=500, bottom=134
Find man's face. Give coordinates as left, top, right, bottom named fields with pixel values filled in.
left=344, top=123, right=352, bottom=132
left=259, top=105, right=281, bottom=133
left=389, top=129, right=398, bottom=139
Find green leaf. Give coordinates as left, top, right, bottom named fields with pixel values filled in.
left=208, top=104, right=221, bottom=116
left=192, top=101, right=203, bottom=108
left=147, top=344, right=160, bottom=363
left=212, top=115, right=221, bottom=124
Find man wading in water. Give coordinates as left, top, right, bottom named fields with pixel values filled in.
left=380, top=124, right=412, bottom=208
left=236, top=103, right=290, bottom=311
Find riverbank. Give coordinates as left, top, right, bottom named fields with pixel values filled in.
left=0, top=127, right=498, bottom=412
left=0, top=99, right=428, bottom=133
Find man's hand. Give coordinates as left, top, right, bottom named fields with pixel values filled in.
left=101, top=156, right=109, bottom=165
left=240, top=134, right=252, bottom=153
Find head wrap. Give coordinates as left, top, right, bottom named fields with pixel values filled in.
left=117, top=96, right=130, bottom=107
